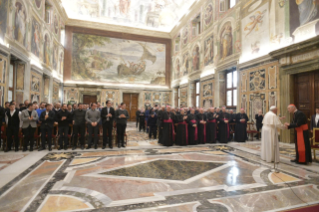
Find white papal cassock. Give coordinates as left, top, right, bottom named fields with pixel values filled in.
left=261, top=111, right=286, bottom=163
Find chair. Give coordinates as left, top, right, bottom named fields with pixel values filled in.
left=310, top=128, right=319, bottom=161
left=246, top=121, right=258, bottom=141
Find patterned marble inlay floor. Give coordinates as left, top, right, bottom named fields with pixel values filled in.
left=0, top=143, right=318, bottom=212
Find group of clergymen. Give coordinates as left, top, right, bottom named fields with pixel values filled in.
left=136, top=106, right=251, bottom=146
left=0, top=100, right=129, bottom=152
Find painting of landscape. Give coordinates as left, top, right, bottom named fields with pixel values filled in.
left=71, top=33, right=166, bottom=85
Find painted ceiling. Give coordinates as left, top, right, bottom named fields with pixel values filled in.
left=61, top=0, right=197, bottom=32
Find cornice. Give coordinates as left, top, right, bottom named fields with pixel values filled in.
left=51, top=0, right=69, bottom=23
left=66, top=19, right=171, bottom=39
left=269, top=36, right=319, bottom=59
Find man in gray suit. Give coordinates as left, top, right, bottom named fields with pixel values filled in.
left=21, top=103, right=39, bottom=151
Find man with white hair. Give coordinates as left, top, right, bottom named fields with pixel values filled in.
left=285, top=104, right=312, bottom=164
left=261, top=106, right=286, bottom=163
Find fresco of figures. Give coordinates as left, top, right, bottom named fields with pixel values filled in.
left=71, top=33, right=166, bottom=85
left=0, top=0, right=8, bottom=41
left=61, top=0, right=197, bottom=32
left=192, top=45, right=200, bottom=71
left=31, top=18, right=41, bottom=57
left=182, top=52, right=191, bottom=76
left=204, top=35, right=214, bottom=66
left=219, top=21, right=233, bottom=60
left=14, top=1, right=27, bottom=47
left=53, top=42, right=59, bottom=70
left=43, top=34, right=51, bottom=66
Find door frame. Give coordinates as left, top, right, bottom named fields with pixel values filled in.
left=123, top=93, right=139, bottom=122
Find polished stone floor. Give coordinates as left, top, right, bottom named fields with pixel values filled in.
left=0, top=124, right=319, bottom=212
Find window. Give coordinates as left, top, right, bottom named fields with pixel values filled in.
left=8, top=63, right=15, bottom=102
left=226, top=70, right=237, bottom=108
left=195, top=81, right=200, bottom=108
left=229, top=0, right=236, bottom=8
left=192, top=15, right=201, bottom=37
left=45, top=2, right=52, bottom=24
left=60, top=28, right=65, bottom=46
left=219, top=0, right=225, bottom=12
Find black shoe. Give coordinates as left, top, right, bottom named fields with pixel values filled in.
left=81, top=145, right=84, bottom=150
left=109, top=146, right=113, bottom=149
left=118, top=143, right=121, bottom=148
left=23, top=148, right=27, bottom=152
left=49, top=147, right=52, bottom=151
left=94, top=145, right=97, bottom=149
left=58, top=147, right=62, bottom=150
left=15, top=148, right=19, bottom=152
left=38, top=147, right=44, bottom=151
left=72, top=146, right=77, bottom=150
left=64, top=147, right=68, bottom=150
left=30, top=147, right=33, bottom=152
left=121, top=144, right=125, bottom=148
left=86, top=145, right=91, bottom=149
left=102, top=146, right=106, bottom=149
left=290, top=159, right=296, bottom=162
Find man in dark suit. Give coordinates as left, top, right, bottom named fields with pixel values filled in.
left=5, top=103, right=21, bottom=152
left=0, top=104, right=5, bottom=149
left=101, top=100, right=115, bottom=149
left=136, top=109, right=140, bottom=128
left=39, top=104, right=55, bottom=151
left=310, top=107, right=319, bottom=133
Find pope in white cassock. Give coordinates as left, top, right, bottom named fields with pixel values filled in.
left=261, top=106, right=286, bottom=163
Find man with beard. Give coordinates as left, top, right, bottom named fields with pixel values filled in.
left=160, top=106, right=175, bottom=146
left=206, top=107, right=217, bottom=143
left=234, top=108, right=249, bottom=142
left=175, top=108, right=188, bottom=146
left=218, top=107, right=230, bottom=143
left=187, top=108, right=198, bottom=145
left=197, top=108, right=207, bottom=144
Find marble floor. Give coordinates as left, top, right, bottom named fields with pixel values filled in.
left=0, top=124, right=319, bottom=212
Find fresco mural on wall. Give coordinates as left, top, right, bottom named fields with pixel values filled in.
left=35, top=0, right=42, bottom=9
left=31, top=18, right=41, bottom=57
left=53, top=42, right=59, bottom=70
left=59, top=52, right=64, bottom=75
left=182, top=52, right=191, bottom=76
left=16, top=64, right=24, bottom=90
left=0, top=0, right=8, bottom=41
left=192, top=45, right=200, bottom=71
left=175, top=59, right=181, bottom=79
left=71, top=33, right=166, bottom=85
left=241, top=2, right=269, bottom=62
left=204, top=2, right=213, bottom=27
left=249, top=69, right=265, bottom=91
left=219, top=21, right=232, bottom=59
left=31, top=75, right=40, bottom=92
left=203, top=83, right=212, bottom=97
left=289, top=0, right=319, bottom=38
left=14, top=1, right=27, bottom=47
left=31, top=93, right=40, bottom=103
left=43, top=34, right=51, bottom=66
left=53, top=14, right=59, bottom=35
left=62, top=0, right=197, bottom=32
left=204, top=35, right=214, bottom=66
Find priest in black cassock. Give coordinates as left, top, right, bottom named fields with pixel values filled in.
left=197, top=108, right=207, bottom=144
left=157, top=106, right=165, bottom=144
left=206, top=107, right=217, bottom=143
left=139, top=109, right=146, bottom=132
left=218, top=107, right=230, bottom=143
left=160, top=106, right=175, bottom=146
left=234, top=108, right=249, bottom=142
left=175, top=108, right=188, bottom=146
left=187, top=108, right=198, bottom=145
left=285, top=104, right=312, bottom=164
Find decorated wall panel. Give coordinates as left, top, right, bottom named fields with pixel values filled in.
left=180, top=86, right=188, bottom=107
left=201, top=78, right=214, bottom=109
left=67, top=30, right=170, bottom=87
left=30, top=70, right=42, bottom=103
left=0, top=54, right=7, bottom=106
left=238, top=61, right=280, bottom=123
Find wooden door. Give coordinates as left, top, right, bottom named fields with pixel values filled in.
left=83, top=95, right=97, bottom=105
left=123, top=93, right=138, bottom=122
left=294, top=70, right=319, bottom=122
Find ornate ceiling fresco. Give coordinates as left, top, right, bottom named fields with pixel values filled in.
left=61, top=0, right=197, bottom=32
